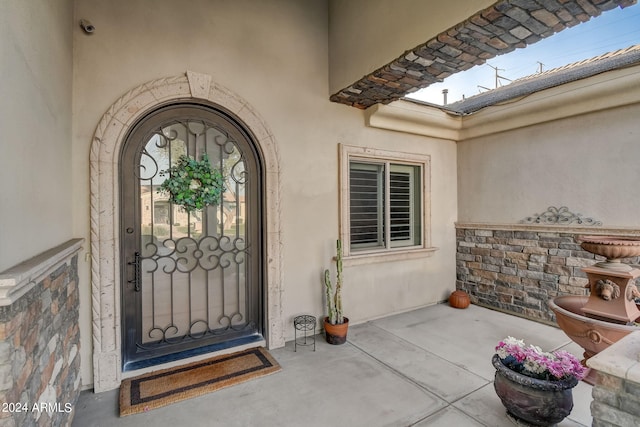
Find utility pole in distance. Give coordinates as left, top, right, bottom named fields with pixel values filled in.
left=487, top=64, right=511, bottom=88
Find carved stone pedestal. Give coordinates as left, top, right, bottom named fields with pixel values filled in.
left=582, top=266, right=640, bottom=324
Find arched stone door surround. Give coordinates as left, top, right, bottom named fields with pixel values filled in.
left=89, top=71, right=283, bottom=392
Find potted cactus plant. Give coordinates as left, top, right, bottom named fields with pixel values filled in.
left=323, top=240, right=349, bottom=344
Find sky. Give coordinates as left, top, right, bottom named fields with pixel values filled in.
left=407, top=3, right=640, bottom=105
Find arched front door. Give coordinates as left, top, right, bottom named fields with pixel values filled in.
left=120, top=102, right=264, bottom=371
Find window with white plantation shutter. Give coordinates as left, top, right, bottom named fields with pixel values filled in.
left=389, top=164, right=420, bottom=248
left=348, top=160, right=421, bottom=252
left=339, top=144, right=433, bottom=262
left=350, top=162, right=384, bottom=249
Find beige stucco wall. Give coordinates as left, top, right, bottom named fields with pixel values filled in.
left=72, top=0, right=458, bottom=387
left=328, top=0, right=494, bottom=94
left=457, top=102, right=640, bottom=226
left=0, top=0, right=74, bottom=272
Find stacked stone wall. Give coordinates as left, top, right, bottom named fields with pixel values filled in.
left=0, top=255, right=81, bottom=427
left=591, top=370, right=640, bottom=426
left=455, top=225, right=640, bottom=323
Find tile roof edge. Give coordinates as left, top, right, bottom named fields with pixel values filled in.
left=412, top=44, right=640, bottom=115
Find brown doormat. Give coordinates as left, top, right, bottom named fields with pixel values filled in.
left=119, top=347, right=281, bottom=416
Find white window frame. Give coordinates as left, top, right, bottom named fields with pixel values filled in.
left=339, top=144, right=437, bottom=266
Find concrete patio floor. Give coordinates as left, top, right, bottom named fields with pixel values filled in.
left=73, top=303, right=593, bottom=426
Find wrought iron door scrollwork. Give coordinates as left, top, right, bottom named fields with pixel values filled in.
left=138, top=319, right=256, bottom=349
left=122, top=104, right=261, bottom=366
left=142, top=235, right=248, bottom=274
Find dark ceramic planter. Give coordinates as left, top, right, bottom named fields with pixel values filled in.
left=492, top=354, right=578, bottom=426
left=324, top=317, right=349, bottom=345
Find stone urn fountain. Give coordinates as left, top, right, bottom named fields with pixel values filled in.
left=579, top=235, right=640, bottom=272
left=549, top=235, right=640, bottom=383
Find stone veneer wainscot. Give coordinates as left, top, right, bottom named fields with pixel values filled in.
left=455, top=223, right=640, bottom=324
left=588, top=331, right=640, bottom=426
left=0, top=239, right=83, bottom=427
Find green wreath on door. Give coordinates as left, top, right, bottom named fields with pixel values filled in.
left=158, top=154, right=225, bottom=214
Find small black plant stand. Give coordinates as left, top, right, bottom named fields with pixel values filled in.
left=293, top=315, right=316, bottom=352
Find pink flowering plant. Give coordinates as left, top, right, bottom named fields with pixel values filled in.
left=495, top=336, right=586, bottom=381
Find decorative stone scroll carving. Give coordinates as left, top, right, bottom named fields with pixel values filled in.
left=520, top=206, right=602, bottom=226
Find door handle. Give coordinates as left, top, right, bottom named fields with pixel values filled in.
left=128, top=251, right=141, bottom=292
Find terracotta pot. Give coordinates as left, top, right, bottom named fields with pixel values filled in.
left=492, top=354, right=578, bottom=426
left=324, top=317, right=349, bottom=345
left=449, top=290, right=470, bottom=309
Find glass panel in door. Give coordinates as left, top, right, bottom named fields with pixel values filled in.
left=121, top=105, right=263, bottom=370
